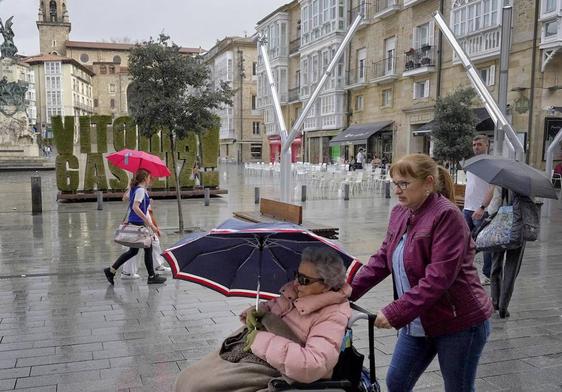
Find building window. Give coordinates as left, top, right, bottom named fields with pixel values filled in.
left=357, top=48, right=367, bottom=82
left=100, top=65, right=107, bottom=74
left=453, top=0, right=499, bottom=36
left=251, top=95, right=257, bottom=110
left=109, top=83, right=116, bottom=93
left=544, top=0, right=557, bottom=14
left=414, top=22, right=433, bottom=49
left=110, top=99, right=115, bottom=109
left=250, top=144, right=262, bottom=160
left=113, top=55, right=122, bottom=64
left=382, top=89, right=393, bottom=107
left=94, top=98, right=98, bottom=107
left=80, top=53, right=89, bottom=63
left=545, top=19, right=558, bottom=38
left=413, top=80, right=430, bottom=99
left=252, top=122, right=260, bottom=135
left=109, top=66, right=115, bottom=74
left=479, top=64, right=496, bottom=86
left=355, top=95, right=364, bottom=111
left=252, top=62, right=257, bottom=76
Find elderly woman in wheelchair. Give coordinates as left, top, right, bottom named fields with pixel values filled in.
left=174, top=247, right=356, bottom=392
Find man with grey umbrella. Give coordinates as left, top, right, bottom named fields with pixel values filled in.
left=464, top=135, right=495, bottom=285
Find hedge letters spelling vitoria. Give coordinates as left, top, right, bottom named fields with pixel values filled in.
left=53, top=115, right=219, bottom=192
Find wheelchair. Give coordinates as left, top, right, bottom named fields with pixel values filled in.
left=270, top=303, right=382, bottom=392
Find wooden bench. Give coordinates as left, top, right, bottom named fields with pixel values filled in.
left=454, top=183, right=466, bottom=209
left=233, top=198, right=339, bottom=239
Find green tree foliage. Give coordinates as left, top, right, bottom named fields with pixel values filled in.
left=127, top=34, right=234, bottom=233
left=433, top=87, right=477, bottom=175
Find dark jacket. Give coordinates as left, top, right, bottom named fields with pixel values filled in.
left=351, top=193, right=493, bottom=337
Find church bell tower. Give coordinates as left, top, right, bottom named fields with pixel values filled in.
left=36, top=0, right=71, bottom=55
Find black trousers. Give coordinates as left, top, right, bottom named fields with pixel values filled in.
left=112, top=246, right=155, bottom=276
left=490, top=242, right=526, bottom=313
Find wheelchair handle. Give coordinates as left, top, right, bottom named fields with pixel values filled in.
left=350, top=302, right=377, bottom=388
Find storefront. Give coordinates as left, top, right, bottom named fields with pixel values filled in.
left=267, top=135, right=302, bottom=163
left=329, top=121, right=394, bottom=163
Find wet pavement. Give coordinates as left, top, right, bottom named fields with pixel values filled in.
left=1, top=165, right=562, bottom=391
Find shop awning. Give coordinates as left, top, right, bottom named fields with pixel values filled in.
left=412, top=108, right=493, bottom=136
left=329, top=121, right=393, bottom=145
left=268, top=136, right=302, bottom=145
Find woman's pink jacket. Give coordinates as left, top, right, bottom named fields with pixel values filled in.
left=251, top=281, right=351, bottom=383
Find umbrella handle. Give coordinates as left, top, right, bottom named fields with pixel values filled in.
left=255, top=280, right=260, bottom=311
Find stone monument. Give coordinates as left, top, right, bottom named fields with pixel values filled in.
left=0, top=16, right=40, bottom=162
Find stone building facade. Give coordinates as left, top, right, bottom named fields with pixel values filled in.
left=32, top=0, right=201, bottom=133
left=256, top=0, right=303, bottom=163
left=204, top=37, right=263, bottom=163
left=253, top=0, right=561, bottom=170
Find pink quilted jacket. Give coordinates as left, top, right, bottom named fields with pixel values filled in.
left=251, top=281, right=352, bottom=383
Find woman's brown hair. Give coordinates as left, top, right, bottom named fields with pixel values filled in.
left=130, top=169, right=150, bottom=188
left=389, top=154, right=455, bottom=203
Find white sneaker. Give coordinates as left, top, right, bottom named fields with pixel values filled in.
left=121, top=272, right=141, bottom=280
left=155, top=265, right=171, bottom=273
left=482, top=277, right=491, bottom=286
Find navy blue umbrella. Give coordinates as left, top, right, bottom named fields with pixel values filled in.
left=163, top=219, right=362, bottom=305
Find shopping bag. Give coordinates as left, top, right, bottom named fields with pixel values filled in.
left=475, top=206, right=522, bottom=252
left=114, top=224, right=152, bottom=248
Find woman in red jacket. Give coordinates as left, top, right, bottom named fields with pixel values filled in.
left=351, top=154, right=493, bottom=392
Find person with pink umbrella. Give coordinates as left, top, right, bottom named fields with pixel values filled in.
left=104, top=169, right=167, bottom=285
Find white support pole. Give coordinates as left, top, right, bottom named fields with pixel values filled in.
left=259, top=14, right=363, bottom=202
left=433, top=11, right=525, bottom=162
left=258, top=36, right=291, bottom=202
left=546, top=129, right=562, bottom=181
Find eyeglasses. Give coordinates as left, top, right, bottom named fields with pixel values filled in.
left=391, top=181, right=411, bottom=191
left=294, top=271, right=324, bottom=286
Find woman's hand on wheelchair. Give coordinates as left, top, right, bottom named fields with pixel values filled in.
left=374, top=311, right=392, bottom=329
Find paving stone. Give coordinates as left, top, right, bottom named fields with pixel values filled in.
left=29, top=359, right=110, bottom=376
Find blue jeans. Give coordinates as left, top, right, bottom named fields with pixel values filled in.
left=463, top=209, right=492, bottom=278
left=386, top=320, right=490, bottom=392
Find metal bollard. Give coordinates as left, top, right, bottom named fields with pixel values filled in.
left=301, top=185, right=307, bottom=202
left=254, top=187, right=260, bottom=204
left=385, top=180, right=391, bottom=199
left=204, top=188, right=210, bottom=206
left=343, top=183, right=350, bottom=200
left=96, top=191, right=103, bottom=210
left=31, top=172, right=42, bottom=215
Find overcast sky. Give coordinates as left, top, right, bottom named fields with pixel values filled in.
left=0, top=0, right=288, bottom=55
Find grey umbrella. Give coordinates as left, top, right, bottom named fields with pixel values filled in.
left=463, top=155, right=558, bottom=199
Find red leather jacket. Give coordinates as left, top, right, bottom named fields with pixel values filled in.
left=351, top=193, right=493, bottom=337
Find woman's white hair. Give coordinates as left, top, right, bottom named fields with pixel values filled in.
left=301, top=247, right=346, bottom=290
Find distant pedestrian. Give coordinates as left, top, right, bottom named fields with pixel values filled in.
left=351, top=153, right=492, bottom=392
left=120, top=191, right=171, bottom=280
left=191, top=158, right=201, bottom=188
left=464, top=135, right=494, bottom=285
left=355, top=148, right=365, bottom=170
left=489, top=188, right=527, bottom=319
left=104, top=169, right=167, bottom=285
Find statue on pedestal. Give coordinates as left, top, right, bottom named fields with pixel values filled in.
left=0, top=17, right=17, bottom=59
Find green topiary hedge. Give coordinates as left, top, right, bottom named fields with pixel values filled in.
left=91, top=115, right=111, bottom=154
left=56, top=154, right=79, bottom=192
left=108, top=163, right=129, bottom=190
left=79, top=116, right=91, bottom=153
left=52, top=116, right=74, bottom=154
left=202, top=170, right=219, bottom=187
left=84, top=153, right=109, bottom=191
left=201, top=126, right=219, bottom=168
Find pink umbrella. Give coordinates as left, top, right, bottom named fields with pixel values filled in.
left=106, top=149, right=171, bottom=177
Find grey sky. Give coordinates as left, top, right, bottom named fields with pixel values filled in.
left=0, top=0, right=288, bottom=55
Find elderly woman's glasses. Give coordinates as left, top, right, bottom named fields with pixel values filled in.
left=294, top=271, right=324, bottom=286
left=391, top=181, right=411, bottom=191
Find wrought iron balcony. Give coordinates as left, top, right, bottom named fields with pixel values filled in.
left=373, top=0, right=400, bottom=19
left=371, top=56, right=398, bottom=83
left=220, top=129, right=236, bottom=140
left=289, top=39, right=300, bottom=55
left=349, top=3, right=372, bottom=26
left=289, top=87, right=300, bottom=102
left=403, top=46, right=436, bottom=76
left=346, top=67, right=371, bottom=88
